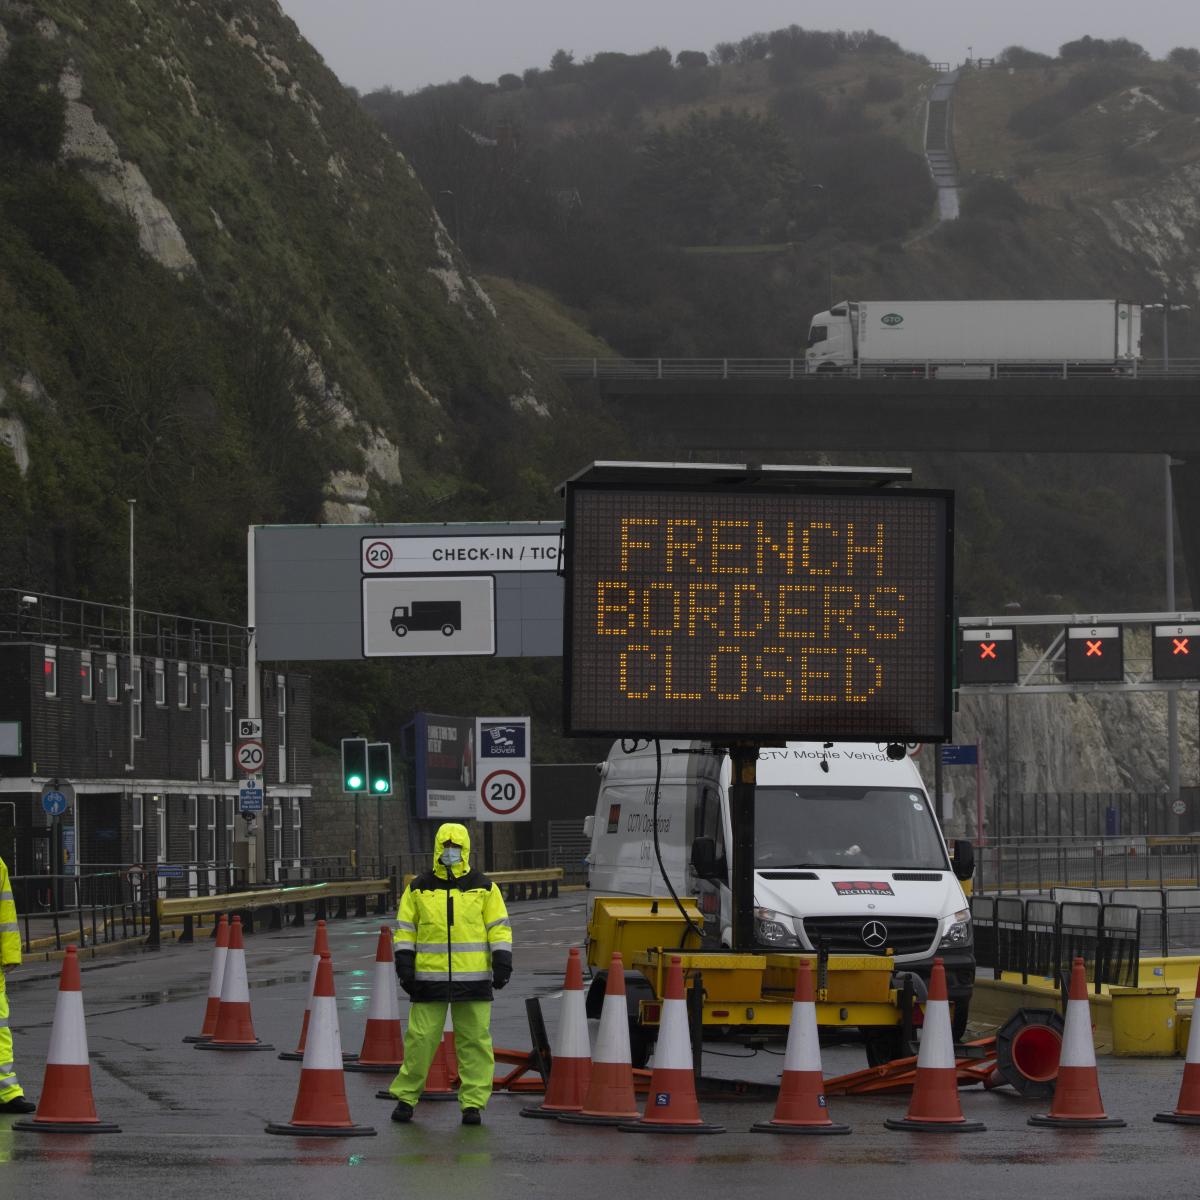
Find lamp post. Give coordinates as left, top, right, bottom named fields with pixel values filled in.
left=127, top=498, right=136, bottom=774
left=808, top=183, right=833, bottom=307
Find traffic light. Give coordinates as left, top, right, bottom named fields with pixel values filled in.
left=367, top=741, right=393, bottom=796
left=958, top=628, right=1018, bottom=685
left=1064, top=624, right=1124, bottom=683
left=341, top=737, right=368, bottom=793
left=1153, top=623, right=1200, bottom=680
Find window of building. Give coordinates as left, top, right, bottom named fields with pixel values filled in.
left=223, top=670, right=234, bottom=779
left=131, top=656, right=143, bottom=739
left=272, top=798, right=283, bottom=872
left=105, top=653, right=119, bottom=702
left=177, top=662, right=189, bottom=708
left=225, top=796, right=235, bottom=862
left=80, top=651, right=93, bottom=702
left=199, top=666, right=211, bottom=778
left=133, top=794, right=144, bottom=865
left=291, top=798, right=302, bottom=863
left=43, top=646, right=58, bottom=698
left=154, top=659, right=166, bottom=706
left=155, top=795, right=166, bottom=864
left=207, top=796, right=218, bottom=863
left=189, top=796, right=199, bottom=864
left=277, top=674, right=288, bottom=783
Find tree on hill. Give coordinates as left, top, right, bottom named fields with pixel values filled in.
left=1058, top=35, right=1147, bottom=61
left=997, top=45, right=1054, bottom=67
left=1168, top=47, right=1200, bottom=72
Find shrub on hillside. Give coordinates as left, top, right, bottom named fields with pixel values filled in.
left=1033, top=127, right=1078, bottom=152
left=1162, top=75, right=1200, bottom=113
left=1107, top=142, right=1160, bottom=176
left=1168, top=47, right=1200, bottom=72
left=961, top=177, right=1027, bottom=221
left=1008, top=65, right=1131, bottom=136
left=1058, top=36, right=1147, bottom=62
left=863, top=73, right=903, bottom=102
left=998, top=45, right=1054, bottom=68
left=675, top=50, right=709, bottom=70
left=0, top=31, right=66, bottom=161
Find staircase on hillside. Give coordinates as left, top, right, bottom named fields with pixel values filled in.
left=924, top=71, right=961, bottom=221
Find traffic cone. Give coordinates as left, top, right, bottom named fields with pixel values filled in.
left=752, top=958, right=849, bottom=1135
left=345, top=927, right=405, bottom=1072
left=13, top=946, right=119, bottom=1133
left=183, top=915, right=228, bottom=1043
left=376, top=1007, right=458, bottom=1102
left=266, top=954, right=376, bottom=1137
left=280, top=920, right=355, bottom=1061
left=885, top=958, right=984, bottom=1133
left=620, top=955, right=723, bottom=1134
left=558, top=953, right=640, bottom=1126
left=195, top=916, right=273, bottom=1051
left=1156, top=963, right=1200, bottom=1124
left=1030, top=957, right=1124, bottom=1129
left=522, top=947, right=592, bottom=1119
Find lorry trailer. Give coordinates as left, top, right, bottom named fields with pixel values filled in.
left=805, top=299, right=1141, bottom=376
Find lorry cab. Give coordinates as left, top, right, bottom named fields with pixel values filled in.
left=585, top=739, right=975, bottom=1039
left=805, top=303, right=854, bottom=372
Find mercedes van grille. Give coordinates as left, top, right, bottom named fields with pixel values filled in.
left=801, top=915, right=940, bottom=956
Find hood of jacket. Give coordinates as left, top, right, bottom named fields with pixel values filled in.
left=433, top=822, right=472, bottom=879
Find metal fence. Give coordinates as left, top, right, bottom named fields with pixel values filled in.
left=998, top=792, right=1185, bottom=840
left=977, top=836, right=1200, bottom=895
left=547, top=357, right=1200, bottom=381
left=971, top=894, right=1140, bottom=991
left=10, top=870, right=155, bottom=952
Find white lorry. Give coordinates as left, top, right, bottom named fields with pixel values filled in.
left=804, top=299, right=1141, bottom=376
left=584, top=739, right=975, bottom=1059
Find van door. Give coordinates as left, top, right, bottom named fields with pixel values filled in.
left=690, top=780, right=728, bottom=946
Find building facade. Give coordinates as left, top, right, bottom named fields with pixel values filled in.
left=0, top=590, right=310, bottom=892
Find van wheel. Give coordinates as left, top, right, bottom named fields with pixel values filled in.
left=441, top=623, right=455, bottom=636
left=393, top=626, right=408, bottom=637
left=951, top=999, right=970, bottom=1043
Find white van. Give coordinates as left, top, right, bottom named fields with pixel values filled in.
left=584, top=739, right=975, bottom=1048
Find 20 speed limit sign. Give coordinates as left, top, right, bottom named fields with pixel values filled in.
left=236, top=740, right=265, bottom=773
left=480, top=769, right=527, bottom=819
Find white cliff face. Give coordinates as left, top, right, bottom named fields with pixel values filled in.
left=57, top=64, right=197, bottom=276
left=1101, top=160, right=1200, bottom=293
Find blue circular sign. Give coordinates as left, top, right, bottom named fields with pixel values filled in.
left=42, top=790, right=68, bottom=817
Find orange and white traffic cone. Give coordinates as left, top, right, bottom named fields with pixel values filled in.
left=558, top=952, right=640, bottom=1126
left=345, top=927, right=405, bottom=1073
left=752, top=958, right=849, bottom=1135
left=266, top=953, right=376, bottom=1137
left=1156, top=963, right=1200, bottom=1124
left=621, top=955, right=722, bottom=1135
left=195, top=916, right=273, bottom=1051
left=280, top=920, right=350, bottom=1061
left=522, top=946, right=593, bottom=1119
left=183, top=915, right=228, bottom=1043
left=13, top=946, right=119, bottom=1134
left=885, top=957, right=984, bottom=1133
left=1030, top=956, right=1124, bottom=1129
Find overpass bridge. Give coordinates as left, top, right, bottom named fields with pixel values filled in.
left=550, top=356, right=1200, bottom=584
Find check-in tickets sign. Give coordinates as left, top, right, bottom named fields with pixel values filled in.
left=564, top=486, right=952, bottom=741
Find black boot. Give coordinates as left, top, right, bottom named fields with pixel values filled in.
left=461, top=1107, right=482, bottom=1125
left=391, top=1100, right=414, bottom=1123
left=0, top=1096, right=36, bottom=1114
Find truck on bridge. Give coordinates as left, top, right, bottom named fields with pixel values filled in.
left=805, top=299, right=1142, bottom=376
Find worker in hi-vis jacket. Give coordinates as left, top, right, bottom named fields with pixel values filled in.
left=388, top=823, right=512, bottom=1125
left=0, top=856, right=35, bottom=1113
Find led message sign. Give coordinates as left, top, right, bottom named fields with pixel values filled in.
left=564, top=486, right=952, bottom=740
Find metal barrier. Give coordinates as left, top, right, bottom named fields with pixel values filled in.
left=158, top=878, right=393, bottom=944
left=10, top=871, right=155, bottom=954
left=971, top=894, right=1140, bottom=991
left=979, top=837, right=1200, bottom=895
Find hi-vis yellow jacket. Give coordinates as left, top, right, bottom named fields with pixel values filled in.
left=1, top=857, right=20, bottom=967
left=393, top=823, right=512, bottom=1002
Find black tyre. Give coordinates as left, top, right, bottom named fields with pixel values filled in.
left=951, top=998, right=970, bottom=1044
left=393, top=625, right=408, bottom=637
left=863, top=1026, right=907, bottom=1066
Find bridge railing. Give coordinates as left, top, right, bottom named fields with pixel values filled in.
left=548, top=357, right=1200, bottom=381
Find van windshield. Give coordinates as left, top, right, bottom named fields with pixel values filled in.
left=754, top=786, right=948, bottom=870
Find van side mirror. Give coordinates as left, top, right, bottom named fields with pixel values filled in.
left=951, top=839, right=975, bottom=882
left=691, top=836, right=718, bottom=879
left=582, top=815, right=595, bottom=840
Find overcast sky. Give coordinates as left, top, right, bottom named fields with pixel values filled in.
left=276, top=0, right=1195, bottom=93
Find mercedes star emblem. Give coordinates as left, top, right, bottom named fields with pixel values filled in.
left=861, top=920, right=888, bottom=949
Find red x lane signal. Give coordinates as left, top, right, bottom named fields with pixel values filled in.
left=1153, top=625, right=1200, bottom=681
left=1065, top=625, right=1123, bottom=682
left=1085, top=640, right=1103, bottom=657
left=959, top=628, right=1017, bottom=685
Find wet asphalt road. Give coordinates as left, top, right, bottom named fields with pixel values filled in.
left=1, top=895, right=1199, bottom=1197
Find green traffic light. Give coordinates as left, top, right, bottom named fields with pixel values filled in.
left=347, top=774, right=363, bottom=789
left=373, top=778, right=388, bottom=793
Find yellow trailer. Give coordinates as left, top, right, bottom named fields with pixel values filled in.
left=586, top=896, right=911, bottom=1064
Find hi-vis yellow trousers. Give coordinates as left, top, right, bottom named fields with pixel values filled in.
left=388, top=1000, right=493, bottom=1111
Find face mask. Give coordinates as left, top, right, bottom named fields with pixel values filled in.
left=440, top=847, right=462, bottom=866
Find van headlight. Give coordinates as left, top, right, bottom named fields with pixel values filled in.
left=754, top=907, right=800, bottom=948
left=939, top=908, right=972, bottom=949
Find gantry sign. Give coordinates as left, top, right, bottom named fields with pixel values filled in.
left=562, top=464, right=954, bottom=741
